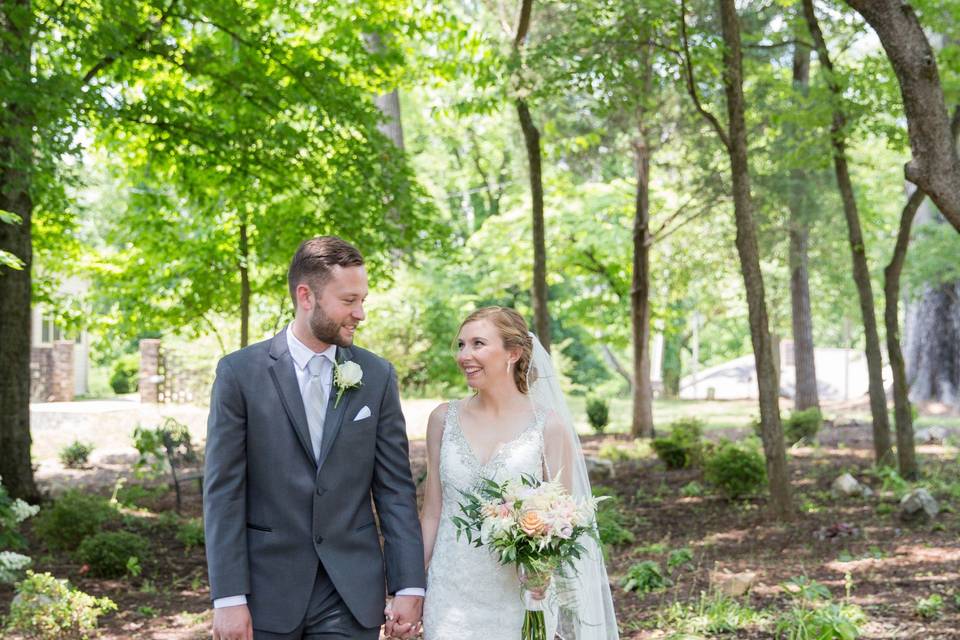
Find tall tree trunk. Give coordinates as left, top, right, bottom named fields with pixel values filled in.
left=364, top=33, right=405, bottom=150
left=804, top=0, right=893, bottom=466
left=787, top=40, right=820, bottom=413
left=844, top=0, right=960, bottom=233
left=514, top=0, right=551, bottom=351
left=0, top=0, right=38, bottom=500
left=631, top=132, right=655, bottom=438
left=905, top=279, right=960, bottom=408
left=239, top=216, right=250, bottom=348
left=718, top=0, right=793, bottom=518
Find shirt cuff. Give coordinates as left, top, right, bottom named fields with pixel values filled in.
left=394, top=588, right=426, bottom=597
left=214, top=595, right=248, bottom=608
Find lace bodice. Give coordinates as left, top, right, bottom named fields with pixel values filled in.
left=423, top=399, right=556, bottom=640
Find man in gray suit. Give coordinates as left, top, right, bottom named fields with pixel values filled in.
left=204, top=236, right=426, bottom=639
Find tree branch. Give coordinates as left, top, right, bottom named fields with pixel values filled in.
left=82, top=0, right=178, bottom=84
left=679, top=0, right=731, bottom=150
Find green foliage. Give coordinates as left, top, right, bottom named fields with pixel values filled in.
left=5, top=571, right=117, bottom=639
left=774, top=603, right=866, bottom=640
left=622, top=561, right=668, bottom=594
left=176, top=518, right=205, bottom=551
left=652, top=419, right=705, bottom=470
left=132, top=417, right=197, bottom=480
left=657, top=590, right=765, bottom=635
left=597, top=440, right=651, bottom=463
left=782, top=577, right=832, bottom=604
left=76, top=531, right=151, bottom=579
left=870, top=466, right=911, bottom=499
left=592, top=489, right=635, bottom=550
left=704, top=441, right=767, bottom=499
left=34, top=491, right=118, bottom=551
left=914, top=594, right=944, bottom=620
left=1, top=475, right=40, bottom=552
left=667, top=547, right=695, bottom=572
left=586, top=396, right=610, bottom=434
left=783, top=408, right=823, bottom=445
left=58, top=441, right=94, bottom=469
left=114, top=482, right=167, bottom=509
left=108, top=353, right=139, bottom=395
left=679, top=481, right=705, bottom=498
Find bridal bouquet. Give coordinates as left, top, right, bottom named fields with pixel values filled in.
left=452, top=474, right=601, bottom=640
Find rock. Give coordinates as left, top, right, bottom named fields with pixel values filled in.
left=709, top=570, right=757, bottom=597
left=899, top=488, right=939, bottom=522
left=831, top=473, right=863, bottom=497
left=585, top=456, right=615, bottom=479
left=861, top=486, right=874, bottom=498
left=914, top=426, right=948, bottom=444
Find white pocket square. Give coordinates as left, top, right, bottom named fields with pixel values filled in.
left=353, top=406, right=371, bottom=421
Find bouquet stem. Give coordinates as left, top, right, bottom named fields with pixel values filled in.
left=522, top=609, right=546, bottom=640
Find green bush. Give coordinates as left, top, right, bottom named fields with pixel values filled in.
left=652, top=418, right=704, bottom=469
left=5, top=570, right=117, bottom=639
left=176, top=517, right=205, bottom=550
left=704, top=441, right=767, bottom=499
left=593, top=488, right=635, bottom=550
left=915, top=594, right=944, bottom=620
left=667, top=547, right=694, bottom=572
left=58, top=441, right=95, bottom=469
left=622, top=560, right=668, bottom=594
left=1, top=475, right=40, bottom=552
left=774, top=602, right=866, bottom=640
left=109, top=353, right=139, bottom=395
left=783, top=408, right=823, bottom=445
left=34, top=491, right=119, bottom=551
left=133, top=417, right=197, bottom=480
left=76, top=531, right=151, bottom=578
left=586, top=396, right=610, bottom=434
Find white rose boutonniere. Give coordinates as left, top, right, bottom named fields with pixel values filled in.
left=333, top=361, right=363, bottom=408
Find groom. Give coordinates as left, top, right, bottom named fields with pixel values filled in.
left=204, top=236, right=426, bottom=639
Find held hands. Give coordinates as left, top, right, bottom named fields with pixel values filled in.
left=384, top=594, right=424, bottom=639
left=212, top=604, right=253, bottom=640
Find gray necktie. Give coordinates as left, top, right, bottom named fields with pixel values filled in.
left=305, top=354, right=330, bottom=461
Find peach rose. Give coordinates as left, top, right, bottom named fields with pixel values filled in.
left=519, top=510, right=547, bottom=537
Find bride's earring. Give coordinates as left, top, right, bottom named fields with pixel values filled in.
left=506, top=360, right=513, bottom=374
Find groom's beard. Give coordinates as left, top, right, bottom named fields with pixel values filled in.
left=309, top=305, right=354, bottom=347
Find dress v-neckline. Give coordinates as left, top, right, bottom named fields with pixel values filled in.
left=452, top=399, right=540, bottom=468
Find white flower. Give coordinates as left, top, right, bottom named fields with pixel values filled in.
left=0, top=551, right=32, bottom=584
left=11, top=499, right=39, bottom=523
left=333, top=361, right=363, bottom=407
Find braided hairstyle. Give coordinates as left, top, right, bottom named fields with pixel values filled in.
left=458, top=306, right=535, bottom=393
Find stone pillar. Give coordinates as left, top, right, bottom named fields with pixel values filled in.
left=140, top=339, right=162, bottom=403
left=30, top=346, right=53, bottom=402
left=51, top=341, right=75, bottom=402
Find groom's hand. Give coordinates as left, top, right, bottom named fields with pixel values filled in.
left=212, top=604, right=253, bottom=640
left=385, top=595, right=423, bottom=639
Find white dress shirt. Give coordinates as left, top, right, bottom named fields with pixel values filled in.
left=214, top=325, right=423, bottom=609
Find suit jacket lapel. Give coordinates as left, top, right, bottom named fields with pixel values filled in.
left=317, top=345, right=353, bottom=472
left=267, top=330, right=316, bottom=466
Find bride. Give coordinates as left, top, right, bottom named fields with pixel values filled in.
left=419, top=306, right=619, bottom=639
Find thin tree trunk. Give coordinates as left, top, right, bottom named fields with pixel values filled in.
left=239, top=216, right=250, bottom=348
left=514, top=0, right=551, bottom=351
left=364, top=33, right=405, bottom=150
left=718, top=0, right=793, bottom=518
left=631, top=132, right=655, bottom=438
left=787, top=40, right=820, bottom=412
left=0, top=0, right=39, bottom=500
left=803, top=0, right=893, bottom=466
left=844, top=0, right=960, bottom=232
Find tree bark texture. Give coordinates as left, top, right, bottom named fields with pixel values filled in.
left=804, top=0, right=893, bottom=466
left=905, top=279, right=960, bottom=409
left=787, top=39, right=820, bottom=413
left=0, top=0, right=39, bottom=500
left=631, top=132, right=655, bottom=438
left=718, top=0, right=793, bottom=518
left=844, top=0, right=960, bottom=233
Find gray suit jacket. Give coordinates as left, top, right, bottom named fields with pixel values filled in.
left=203, top=330, right=425, bottom=633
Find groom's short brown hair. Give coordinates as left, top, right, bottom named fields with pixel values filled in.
left=288, top=236, right=364, bottom=305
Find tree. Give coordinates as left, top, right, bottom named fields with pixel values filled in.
left=802, top=0, right=893, bottom=466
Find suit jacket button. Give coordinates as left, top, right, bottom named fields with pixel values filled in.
left=315, top=535, right=323, bottom=544
left=316, top=486, right=326, bottom=496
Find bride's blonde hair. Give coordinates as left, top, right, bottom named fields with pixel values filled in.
left=458, top=306, right=535, bottom=393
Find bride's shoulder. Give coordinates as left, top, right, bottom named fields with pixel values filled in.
left=426, top=401, right=454, bottom=441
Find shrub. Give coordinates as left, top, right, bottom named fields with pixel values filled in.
left=1, top=475, right=40, bottom=552
left=657, top=590, right=764, bottom=635
left=58, top=441, right=95, bottom=469
left=680, top=481, right=705, bottom=497
left=133, top=417, right=197, bottom=480
left=34, top=490, right=118, bottom=551
left=783, top=408, right=823, bottom=445
left=667, top=547, right=694, bottom=572
left=622, top=560, right=668, bottom=594
left=109, top=353, right=139, bottom=394
left=5, top=570, right=117, bottom=639
left=0, top=551, right=33, bottom=584
left=586, top=396, right=610, bottom=434
left=915, top=594, right=944, bottom=620
left=593, top=488, right=635, bottom=551
left=176, top=517, right=205, bottom=550
left=774, top=602, right=866, bottom=640
left=652, top=418, right=704, bottom=470
left=704, top=441, right=767, bottom=499
left=76, top=531, right=151, bottom=578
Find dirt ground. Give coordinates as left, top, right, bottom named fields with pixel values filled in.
left=3, top=421, right=959, bottom=639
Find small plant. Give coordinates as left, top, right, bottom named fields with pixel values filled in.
left=593, top=488, right=635, bottom=551
left=132, top=417, right=197, bottom=480
left=915, top=594, right=944, bottom=620
left=176, top=517, right=205, bottom=550
left=0, top=551, right=33, bottom=584
left=137, top=605, right=158, bottom=618
left=1, top=474, right=40, bottom=552
left=622, top=560, right=668, bottom=594
left=774, top=602, right=866, bottom=640
left=109, top=353, right=140, bottom=394
left=5, top=570, right=117, bottom=639
left=782, top=576, right=832, bottom=603
left=597, top=440, right=651, bottom=462
left=34, top=490, right=118, bottom=551
left=871, top=466, right=911, bottom=499
left=58, top=441, right=95, bottom=469
left=115, top=482, right=168, bottom=509
left=783, top=408, right=823, bottom=445
left=585, top=396, right=611, bottom=434
left=680, top=481, right=704, bottom=497
left=667, top=547, right=695, bottom=572
left=76, top=531, right=151, bottom=579
left=652, top=418, right=705, bottom=470
left=704, top=441, right=767, bottom=499
left=657, top=590, right=765, bottom=634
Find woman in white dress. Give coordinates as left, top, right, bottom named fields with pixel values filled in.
left=419, top=307, right=618, bottom=640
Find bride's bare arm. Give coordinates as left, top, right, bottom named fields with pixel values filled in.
left=420, top=403, right=447, bottom=570
left=542, top=411, right=575, bottom=493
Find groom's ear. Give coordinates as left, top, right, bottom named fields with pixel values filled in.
left=295, top=282, right=315, bottom=311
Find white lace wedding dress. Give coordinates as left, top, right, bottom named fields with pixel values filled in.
left=422, top=399, right=558, bottom=640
